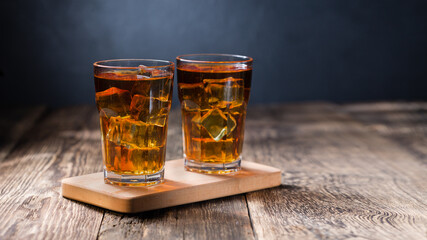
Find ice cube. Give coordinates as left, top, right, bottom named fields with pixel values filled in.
left=131, top=76, right=172, bottom=101
left=137, top=65, right=153, bottom=77
left=200, top=108, right=229, bottom=141
left=105, top=140, right=122, bottom=170
left=130, top=94, right=170, bottom=126
left=226, top=114, right=237, bottom=136
left=181, top=109, right=211, bottom=140
left=159, top=76, right=172, bottom=101
left=178, top=82, right=207, bottom=108
left=105, top=116, right=125, bottom=145
left=95, top=87, right=131, bottom=116
left=203, top=77, right=244, bottom=108
left=181, top=100, right=201, bottom=112
left=106, top=116, right=165, bottom=148
left=190, top=111, right=205, bottom=138
left=127, top=146, right=164, bottom=174
left=188, top=138, right=237, bottom=162
left=192, top=113, right=201, bottom=125
left=105, top=141, right=164, bottom=174
left=226, top=102, right=247, bottom=115
left=138, top=65, right=165, bottom=78
left=100, top=108, right=118, bottom=118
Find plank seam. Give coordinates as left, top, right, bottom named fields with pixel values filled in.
left=95, top=211, right=105, bottom=240
left=245, top=194, right=257, bottom=240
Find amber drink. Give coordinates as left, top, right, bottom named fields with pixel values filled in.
left=94, top=59, right=174, bottom=186
left=177, top=54, right=252, bottom=174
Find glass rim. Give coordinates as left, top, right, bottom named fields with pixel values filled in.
left=176, top=53, right=253, bottom=64
left=93, top=59, right=174, bottom=69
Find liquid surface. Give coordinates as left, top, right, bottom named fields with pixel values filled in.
left=94, top=70, right=173, bottom=175
left=177, top=64, right=252, bottom=163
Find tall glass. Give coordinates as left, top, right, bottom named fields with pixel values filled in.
left=93, top=59, right=174, bottom=186
left=176, top=54, right=253, bottom=174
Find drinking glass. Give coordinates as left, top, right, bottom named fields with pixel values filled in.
left=94, top=59, right=174, bottom=186
left=176, top=54, right=253, bottom=174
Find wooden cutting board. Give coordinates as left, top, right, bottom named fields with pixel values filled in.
left=61, top=159, right=281, bottom=213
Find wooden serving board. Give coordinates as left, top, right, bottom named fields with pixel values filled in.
left=61, top=159, right=281, bottom=213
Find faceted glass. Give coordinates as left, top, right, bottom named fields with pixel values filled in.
left=176, top=54, right=252, bottom=174
left=94, top=59, right=174, bottom=186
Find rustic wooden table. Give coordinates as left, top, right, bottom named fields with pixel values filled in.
left=0, top=102, right=426, bottom=240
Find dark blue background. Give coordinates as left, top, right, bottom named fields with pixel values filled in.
left=1, top=0, right=427, bottom=107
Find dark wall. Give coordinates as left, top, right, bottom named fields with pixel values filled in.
left=1, top=0, right=427, bottom=107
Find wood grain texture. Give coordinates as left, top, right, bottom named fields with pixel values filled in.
left=99, top=195, right=254, bottom=240
left=244, top=103, right=427, bottom=240
left=342, top=101, right=427, bottom=167
left=62, top=160, right=281, bottom=213
left=0, top=106, right=104, bottom=240
left=98, top=109, right=257, bottom=240
left=0, top=106, right=46, bottom=161
left=1, top=103, right=427, bottom=240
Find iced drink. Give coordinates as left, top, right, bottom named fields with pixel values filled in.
left=94, top=60, right=174, bottom=186
left=177, top=54, right=252, bottom=174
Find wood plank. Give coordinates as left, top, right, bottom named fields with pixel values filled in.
left=62, top=159, right=281, bottom=213
left=177, top=195, right=255, bottom=240
left=5, top=103, right=424, bottom=239
left=342, top=101, right=427, bottom=166
left=243, top=103, right=427, bottom=240
left=98, top=108, right=256, bottom=239
left=0, top=106, right=104, bottom=240
left=98, top=195, right=254, bottom=240
left=0, top=106, right=46, bottom=161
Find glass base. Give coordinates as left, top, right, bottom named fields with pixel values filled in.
left=184, top=158, right=241, bottom=174
left=104, top=168, right=164, bottom=186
